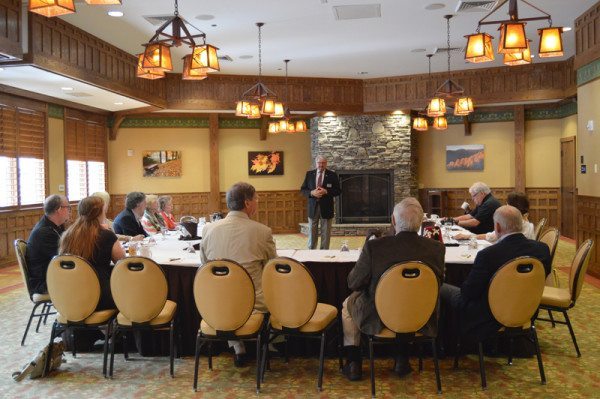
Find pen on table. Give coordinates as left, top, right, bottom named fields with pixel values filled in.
left=169, top=258, right=181, bottom=261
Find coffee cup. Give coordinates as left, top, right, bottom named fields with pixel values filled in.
left=461, top=201, right=470, bottom=211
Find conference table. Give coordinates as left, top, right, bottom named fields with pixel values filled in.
left=136, top=228, right=489, bottom=356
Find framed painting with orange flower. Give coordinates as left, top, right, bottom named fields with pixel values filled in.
left=248, top=151, right=284, bottom=175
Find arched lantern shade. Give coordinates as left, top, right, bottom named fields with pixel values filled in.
left=142, top=43, right=173, bottom=71
left=182, top=55, right=208, bottom=80
left=29, top=0, right=75, bottom=17
left=136, top=54, right=165, bottom=80
left=413, top=117, right=428, bottom=131
left=191, top=44, right=220, bottom=73
left=498, top=22, right=528, bottom=54
left=538, top=27, right=564, bottom=58
left=427, top=98, right=446, bottom=117
left=432, top=116, right=448, bottom=130
left=465, top=32, right=495, bottom=63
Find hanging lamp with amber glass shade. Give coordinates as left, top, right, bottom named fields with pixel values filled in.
left=29, top=0, right=75, bottom=17
left=136, top=54, right=166, bottom=80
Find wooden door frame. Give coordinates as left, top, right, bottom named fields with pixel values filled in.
left=560, top=136, right=577, bottom=240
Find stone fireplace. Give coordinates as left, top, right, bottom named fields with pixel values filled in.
left=309, top=114, right=418, bottom=226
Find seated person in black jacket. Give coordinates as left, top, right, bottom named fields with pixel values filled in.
left=26, top=195, right=71, bottom=294
left=441, top=205, right=551, bottom=340
left=112, top=191, right=148, bottom=238
left=452, top=182, right=501, bottom=235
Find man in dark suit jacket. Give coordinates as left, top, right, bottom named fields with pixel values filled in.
left=341, top=198, right=445, bottom=381
left=441, top=205, right=551, bottom=341
left=26, top=195, right=71, bottom=294
left=113, top=191, right=148, bottom=237
left=300, top=155, right=341, bottom=249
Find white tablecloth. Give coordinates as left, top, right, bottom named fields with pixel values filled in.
left=134, top=234, right=202, bottom=267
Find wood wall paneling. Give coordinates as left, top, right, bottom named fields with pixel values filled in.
left=364, top=60, right=576, bottom=112
left=514, top=105, right=525, bottom=192
left=0, top=0, right=21, bottom=60
left=574, top=2, right=600, bottom=70
left=27, top=14, right=166, bottom=108
left=576, top=195, right=600, bottom=277
left=0, top=209, right=44, bottom=267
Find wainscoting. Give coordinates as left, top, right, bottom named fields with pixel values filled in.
left=418, top=187, right=560, bottom=229
left=576, top=195, right=600, bottom=278
left=0, top=208, right=44, bottom=267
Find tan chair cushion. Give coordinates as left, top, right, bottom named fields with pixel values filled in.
left=200, top=313, right=264, bottom=337
left=117, top=300, right=177, bottom=327
left=57, top=309, right=116, bottom=325
left=375, top=328, right=423, bottom=339
left=32, top=293, right=51, bottom=303
left=541, top=286, right=572, bottom=308
left=271, top=303, right=337, bottom=333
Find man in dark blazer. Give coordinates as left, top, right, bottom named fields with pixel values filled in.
left=300, top=155, right=341, bottom=249
left=113, top=191, right=148, bottom=237
left=341, top=198, right=445, bottom=381
left=441, top=205, right=551, bottom=341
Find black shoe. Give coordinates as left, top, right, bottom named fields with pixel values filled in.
left=234, top=353, right=247, bottom=368
left=342, top=360, right=362, bottom=381
left=393, top=358, right=413, bottom=377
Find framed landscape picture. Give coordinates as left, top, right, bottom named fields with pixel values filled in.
left=142, top=150, right=182, bottom=177
left=446, top=144, right=484, bottom=171
left=248, top=151, right=284, bottom=175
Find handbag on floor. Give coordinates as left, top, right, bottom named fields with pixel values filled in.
left=12, top=339, right=65, bottom=381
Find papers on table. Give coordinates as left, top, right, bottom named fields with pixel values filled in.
left=276, top=249, right=361, bottom=263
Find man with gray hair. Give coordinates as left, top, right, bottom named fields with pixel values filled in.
left=453, top=181, right=501, bottom=234
left=341, top=197, right=445, bottom=381
left=441, top=205, right=551, bottom=340
left=300, top=155, right=341, bottom=249
left=113, top=191, right=148, bottom=237
left=200, top=182, right=277, bottom=367
left=26, top=194, right=71, bottom=294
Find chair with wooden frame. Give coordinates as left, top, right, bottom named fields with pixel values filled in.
left=109, top=256, right=177, bottom=378
left=192, top=259, right=266, bottom=393
left=536, top=239, right=594, bottom=357
left=369, top=261, right=442, bottom=396
left=260, top=257, right=340, bottom=392
left=14, top=239, right=55, bottom=346
left=44, top=255, right=116, bottom=377
left=454, top=256, right=546, bottom=389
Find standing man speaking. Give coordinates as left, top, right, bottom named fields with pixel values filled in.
left=301, top=155, right=341, bottom=249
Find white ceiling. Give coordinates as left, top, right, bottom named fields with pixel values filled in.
left=57, top=0, right=597, bottom=79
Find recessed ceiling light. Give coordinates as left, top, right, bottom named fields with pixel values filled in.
left=196, top=14, right=215, bottom=21
left=211, top=24, right=217, bottom=27
left=61, top=87, right=74, bottom=91
left=411, top=48, right=426, bottom=53
left=239, top=55, right=253, bottom=59
left=425, top=3, right=445, bottom=10
left=358, top=71, right=368, bottom=75
left=563, top=26, right=572, bottom=32
left=114, top=102, right=124, bottom=105
left=108, top=11, right=123, bottom=17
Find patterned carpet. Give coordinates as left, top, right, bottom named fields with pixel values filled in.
left=1, top=236, right=599, bottom=398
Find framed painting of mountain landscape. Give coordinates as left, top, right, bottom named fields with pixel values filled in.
left=446, top=144, right=484, bottom=171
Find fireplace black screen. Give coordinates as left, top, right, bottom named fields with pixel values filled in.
left=336, top=170, right=394, bottom=224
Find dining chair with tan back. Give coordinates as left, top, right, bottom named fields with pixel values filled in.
left=192, top=259, right=266, bottom=393
left=536, top=239, right=594, bottom=357
left=14, top=239, right=55, bottom=346
left=455, top=256, right=546, bottom=389
left=261, top=257, right=340, bottom=392
left=538, top=227, right=560, bottom=288
left=109, top=256, right=177, bottom=378
left=534, top=217, right=547, bottom=241
left=370, top=261, right=442, bottom=396
left=44, top=255, right=117, bottom=377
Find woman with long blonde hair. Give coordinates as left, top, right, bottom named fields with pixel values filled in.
left=59, top=196, right=125, bottom=310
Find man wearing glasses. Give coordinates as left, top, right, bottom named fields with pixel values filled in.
left=26, top=195, right=71, bottom=294
left=453, top=182, right=500, bottom=234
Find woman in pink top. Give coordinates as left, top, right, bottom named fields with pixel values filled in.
left=158, top=195, right=177, bottom=230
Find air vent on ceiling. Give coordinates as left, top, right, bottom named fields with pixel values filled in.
left=218, top=55, right=233, bottom=62
left=333, top=4, right=381, bottom=20
left=433, top=46, right=465, bottom=54
left=143, top=15, right=173, bottom=26
left=65, top=92, right=93, bottom=98
left=455, top=0, right=498, bottom=13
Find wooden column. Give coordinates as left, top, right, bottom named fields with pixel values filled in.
left=208, top=113, right=220, bottom=212
left=514, top=105, right=525, bottom=192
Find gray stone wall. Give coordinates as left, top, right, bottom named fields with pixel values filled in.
left=310, top=114, right=418, bottom=203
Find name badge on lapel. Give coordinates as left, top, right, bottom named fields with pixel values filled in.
left=326, top=183, right=332, bottom=188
